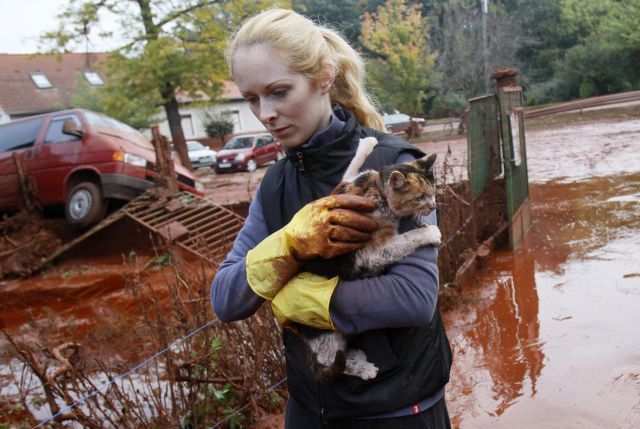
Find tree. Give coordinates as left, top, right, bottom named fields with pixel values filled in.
left=70, top=72, right=160, bottom=130
left=360, top=0, right=438, bottom=123
left=429, top=0, right=525, bottom=106
left=43, top=0, right=289, bottom=169
left=292, top=0, right=366, bottom=48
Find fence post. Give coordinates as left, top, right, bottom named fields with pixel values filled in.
left=492, top=68, right=532, bottom=250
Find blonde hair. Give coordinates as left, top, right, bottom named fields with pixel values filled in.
left=226, top=9, right=385, bottom=131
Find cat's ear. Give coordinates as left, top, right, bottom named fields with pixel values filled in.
left=389, top=171, right=408, bottom=191
left=331, top=181, right=349, bottom=195
left=417, top=153, right=437, bottom=172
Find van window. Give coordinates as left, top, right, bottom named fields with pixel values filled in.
left=45, top=115, right=83, bottom=144
left=0, top=118, right=44, bottom=153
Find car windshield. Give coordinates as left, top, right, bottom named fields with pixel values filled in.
left=224, top=137, right=253, bottom=149
left=187, top=141, right=205, bottom=151
left=84, top=111, right=153, bottom=149
left=384, top=114, right=409, bottom=124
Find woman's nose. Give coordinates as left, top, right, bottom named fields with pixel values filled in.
left=259, top=99, right=277, bottom=124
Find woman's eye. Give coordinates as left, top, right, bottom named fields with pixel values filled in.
left=244, top=96, right=258, bottom=105
left=273, top=88, right=288, bottom=97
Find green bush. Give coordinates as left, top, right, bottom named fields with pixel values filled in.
left=427, top=91, right=467, bottom=118
left=579, top=79, right=597, bottom=98
left=202, top=110, right=234, bottom=137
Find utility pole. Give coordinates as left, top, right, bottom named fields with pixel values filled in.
left=482, top=0, right=490, bottom=93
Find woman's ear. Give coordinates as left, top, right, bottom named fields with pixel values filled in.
left=319, top=63, right=336, bottom=94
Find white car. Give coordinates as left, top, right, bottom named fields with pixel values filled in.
left=187, top=140, right=217, bottom=168
left=383, top=113, right=426, bottom=135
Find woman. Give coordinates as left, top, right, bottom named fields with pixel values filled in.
left=211, top=9, right=452, bottom=428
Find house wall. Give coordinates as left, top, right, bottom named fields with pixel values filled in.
left=157, top=100, right=265, bottom=141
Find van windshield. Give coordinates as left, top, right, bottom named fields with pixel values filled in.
left=224, top=137, right=253, bottom=149
left=84, top=111, right=153, bottom=150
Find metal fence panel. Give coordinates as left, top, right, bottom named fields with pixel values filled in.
left=498, top=87, right=531, bottom=249
left=468, top=94, right=502, bottom=198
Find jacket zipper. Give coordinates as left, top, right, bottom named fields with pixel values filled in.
left=295, top=151, right=321, bottom=199
left=319, top=384, right=329, bottom=427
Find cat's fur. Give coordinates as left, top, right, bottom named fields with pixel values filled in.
left=300, top=137, right=441, bottom=383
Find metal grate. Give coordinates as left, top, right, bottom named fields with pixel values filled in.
left=37, top=191, right=246, bottom=271
left=124, top=191, right=245, bottom=262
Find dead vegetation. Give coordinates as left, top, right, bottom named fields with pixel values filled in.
left=1, top=248, right=286, bottom=428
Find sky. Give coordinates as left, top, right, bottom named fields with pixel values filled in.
left=0, top=0, right=122, bottom=54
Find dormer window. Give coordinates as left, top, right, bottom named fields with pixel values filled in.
left=84, top=71, right=104, bottom=86
left=31, top=72, right=53, bottom=89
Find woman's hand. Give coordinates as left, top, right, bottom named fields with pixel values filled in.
left=284, top=194, right=378, bottom=260
left=245, top=194, right=377, bottom=301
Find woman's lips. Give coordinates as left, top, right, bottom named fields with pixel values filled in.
left=271, top=126, right=290, bottom=136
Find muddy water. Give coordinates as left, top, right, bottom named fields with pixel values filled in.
left=0, top=251, right=178, bottom=335
left=444, top=172, right=640, bottom=428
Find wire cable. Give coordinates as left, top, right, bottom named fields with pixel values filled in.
left=32, top=319, right=218, bottom=429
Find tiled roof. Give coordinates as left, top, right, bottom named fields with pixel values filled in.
left=0, top=52, right=109, bottom=115
left=176, top=80, right=243, bottom=103
left=0, top=52, right=242, bottom=116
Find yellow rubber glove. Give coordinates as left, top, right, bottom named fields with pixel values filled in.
left=271, top=272, right=339, bottom=330
left=245, top=194, right=377, bottom=301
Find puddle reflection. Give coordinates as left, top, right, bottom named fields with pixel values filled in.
left=445, top=248, right=544, bottom=425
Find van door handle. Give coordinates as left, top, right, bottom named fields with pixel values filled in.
left=34, top=147, right=41, bottom=157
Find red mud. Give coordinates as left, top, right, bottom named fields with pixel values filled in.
left=1, top=108, right=639, bottom=427
left=444, top=173, right=640, bottom=428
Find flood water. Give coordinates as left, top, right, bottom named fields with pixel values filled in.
left=444, top=116, right=640, bottom=427
left=1, top=114, right=639, bottom=427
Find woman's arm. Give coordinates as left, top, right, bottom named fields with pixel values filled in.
left=210, top=191, right=269, bottom=322
left=330, top=242, right=438, bottom=335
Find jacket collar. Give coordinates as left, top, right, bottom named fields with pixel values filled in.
left=285, top=105, right=360, bottom=179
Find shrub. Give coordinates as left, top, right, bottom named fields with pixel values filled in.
left=202, top=110, right=234, bottom=138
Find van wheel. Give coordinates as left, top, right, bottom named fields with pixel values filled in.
left=65, top=181, right=105, bottom=228
left=246, top=159, right=257, bottom=172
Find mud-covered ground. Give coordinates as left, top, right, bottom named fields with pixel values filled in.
left=1, top=105, right=639, bottom=427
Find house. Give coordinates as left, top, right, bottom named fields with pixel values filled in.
left=0, top=52, right=261, bottom=136
left=158, top=80, right=265, bottom=140
left=0, top=52, right=109, bottom=122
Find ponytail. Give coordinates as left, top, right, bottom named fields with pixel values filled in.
left=320, top=29, right=385, bottom=131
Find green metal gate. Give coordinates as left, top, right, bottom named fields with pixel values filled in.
left=498, top=84, right=531, bottom=249
left=467, top=69, right=531, bottom=249
left=468, top=94, right=501, bottom=198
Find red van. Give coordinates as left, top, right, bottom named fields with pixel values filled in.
left=0, top=109, right=204, bottom=228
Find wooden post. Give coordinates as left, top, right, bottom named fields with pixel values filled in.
left=150, top=125, right=179, bottom=195
left=12, top=152, right=41, bottom=214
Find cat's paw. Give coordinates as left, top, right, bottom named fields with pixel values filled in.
left=419, top=224, right=442, bottom=246
left=356, top=362, right=379, bottom=380
left=358, top=136, right=379, bottom=154
left=345, top=349, right=379, bottom=380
